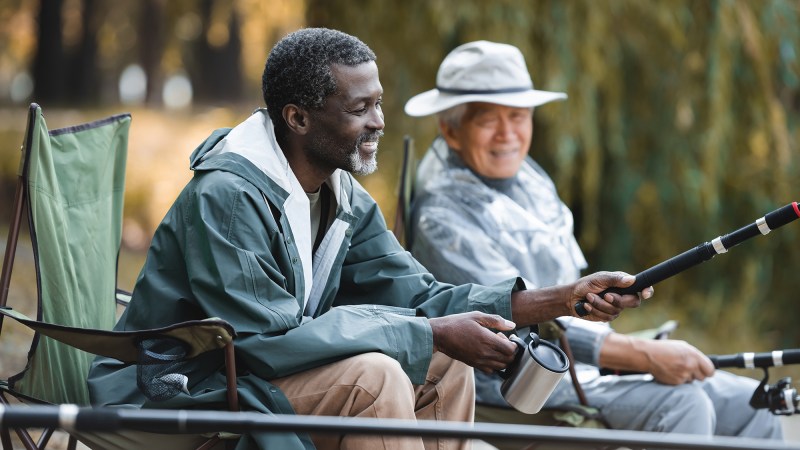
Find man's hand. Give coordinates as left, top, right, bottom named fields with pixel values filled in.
left=510, top=271, right=653, bottom=328
left=639, top=339, right=715, bottom=385
left=599, top=333, right=715, bottom=384
left=569, top=271, right=653, bottom=322
left=428, top=311, right=518, bottom=373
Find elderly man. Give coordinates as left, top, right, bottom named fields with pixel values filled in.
left=88, top=29, right=647, bottom=450
left=405, top=40, right=783, bottom=441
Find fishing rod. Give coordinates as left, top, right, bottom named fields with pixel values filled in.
left=575, top=202, right=800, bottom=317
left=709, top=349, right=800, bottom=416
left=709, top=349, right=800, bottom=370
left=599, top=348, right=800, bottom=415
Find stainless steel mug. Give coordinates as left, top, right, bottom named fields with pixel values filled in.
left=499, top=332, right=570, bottom=414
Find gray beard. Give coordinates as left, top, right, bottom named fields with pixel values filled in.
left=350, top=149, right=378, bottom=176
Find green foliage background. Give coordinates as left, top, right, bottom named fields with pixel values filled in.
left=307, top=0, right=800, bottom=354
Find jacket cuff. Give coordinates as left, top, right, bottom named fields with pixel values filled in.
left=563, top=319, right=612, bottom=366
left=467, top=277, right=523, bottom=321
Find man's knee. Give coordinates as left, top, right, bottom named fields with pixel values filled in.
left=655, top=383, right=716, bottom=433
left=664, top=383, right=714, bottom=411
left=345, top=352, right=415, bottom=399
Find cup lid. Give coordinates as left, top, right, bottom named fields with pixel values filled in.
left=528, top=339, right=569, bottom=372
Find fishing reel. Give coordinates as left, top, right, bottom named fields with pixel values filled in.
left=750, top=369, right=799, bottom=416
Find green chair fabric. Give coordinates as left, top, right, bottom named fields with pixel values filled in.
left=7, top=104, right=130, bottom=406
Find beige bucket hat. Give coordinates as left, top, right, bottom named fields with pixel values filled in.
left=405, top=40, right=567, bottom=117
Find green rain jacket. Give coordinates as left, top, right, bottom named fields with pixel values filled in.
left=87, top=110, right=520, bottom=449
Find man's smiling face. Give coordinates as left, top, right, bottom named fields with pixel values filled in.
left=305, top=61, right=385, bottom=176
left=442, top=102, right=533, bottom=179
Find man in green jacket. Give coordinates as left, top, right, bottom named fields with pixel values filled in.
left=88, top=28, right=650, bottom=450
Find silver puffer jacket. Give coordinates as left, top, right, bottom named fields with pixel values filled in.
left=410, top=136, right=613, bottom=407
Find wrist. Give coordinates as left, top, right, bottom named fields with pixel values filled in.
left=629, top=337, right=655, bottom=373
left=428, top=318, right=441, bottom=353
left=511, top=285, right=573, bottom=326
left=599, top=333, right=652, bottom=372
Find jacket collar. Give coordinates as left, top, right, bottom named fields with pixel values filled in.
left=191, top=109, right=349, bottom=213
left=188, top=109, right=354, bottom=310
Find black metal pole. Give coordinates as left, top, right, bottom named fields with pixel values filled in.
left=0, top=405, right=797, bottom=450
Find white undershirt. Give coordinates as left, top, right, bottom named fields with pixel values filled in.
left=306, top=188, right=323, bottom=250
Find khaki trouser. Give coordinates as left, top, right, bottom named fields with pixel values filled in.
left=271, top=352, right=474, bottom=450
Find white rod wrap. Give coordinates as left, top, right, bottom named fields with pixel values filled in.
left=178, top=410, right=188, bottom=433
left=756, top=217, right=771, bottom=235
left=59, top=404, right=79, bottom=431
left=711, top=237, right=728, bottom=254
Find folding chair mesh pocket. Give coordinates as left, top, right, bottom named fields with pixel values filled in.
left=136, top=336, right=193, bottom=402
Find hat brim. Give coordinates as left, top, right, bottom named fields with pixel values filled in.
left=404, top=88, right=567, bottom=117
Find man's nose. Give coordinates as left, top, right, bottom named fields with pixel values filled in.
left=495, top=117, right=514, bottom=139
left=368, top=108, right=385, bottom=130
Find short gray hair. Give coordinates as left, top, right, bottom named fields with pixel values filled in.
left=437, top=104, right=468, bottom=129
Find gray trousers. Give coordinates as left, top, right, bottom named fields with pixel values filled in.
left=544, top=370, right=783, bottom=439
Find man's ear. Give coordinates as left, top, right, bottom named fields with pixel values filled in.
left=283, top=104, right=309, bottom=136
left=439, top=119, right=462, bottom=151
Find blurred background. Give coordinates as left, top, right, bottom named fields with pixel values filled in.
left=1, top=0, right=799, bottom=402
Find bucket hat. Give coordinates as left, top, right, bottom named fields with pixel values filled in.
left=404, top=40, right=567, bottom=117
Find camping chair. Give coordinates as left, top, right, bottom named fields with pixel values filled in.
left=0, top=104, right=239, bottom=450
left=393, top=135, right=678, bottom=450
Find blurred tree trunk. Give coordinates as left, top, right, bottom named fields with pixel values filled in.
left=33, top=0, right=65, bottom=104
left=140, top=0, right=166, bottom=105
left=66, top=0, right=100, bottom=105
left=189, top=0, right=243, bottom=103
left=32, top=0, right=104, bottom=106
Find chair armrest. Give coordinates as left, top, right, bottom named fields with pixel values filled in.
left=0, top=306, right=235, bottom=363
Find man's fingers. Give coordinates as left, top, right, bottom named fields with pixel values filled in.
left=593, top=272, right=653, bottom=301
left=474, top=312, right=516, bottom=331
left=593, top=292, right=624, bottom=315
left=613, top=293, right=642, bottom=309
left=581, top=293, right=620, bottom=321
left=474, top=335, right=518, bottom=372
left=699, top=355, right=716, bottom=378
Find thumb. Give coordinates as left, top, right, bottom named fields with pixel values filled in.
left=584, top=271, right=635, bottom=291
left=475, top=312, right=516, bottom=331
left=615, top=271, right=636, bottom=287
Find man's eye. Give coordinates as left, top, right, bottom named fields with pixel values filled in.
left=511, top=112, right=528, bottom=121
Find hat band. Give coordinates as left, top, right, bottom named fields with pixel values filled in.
left=436, top=85, right=532, bottom=95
